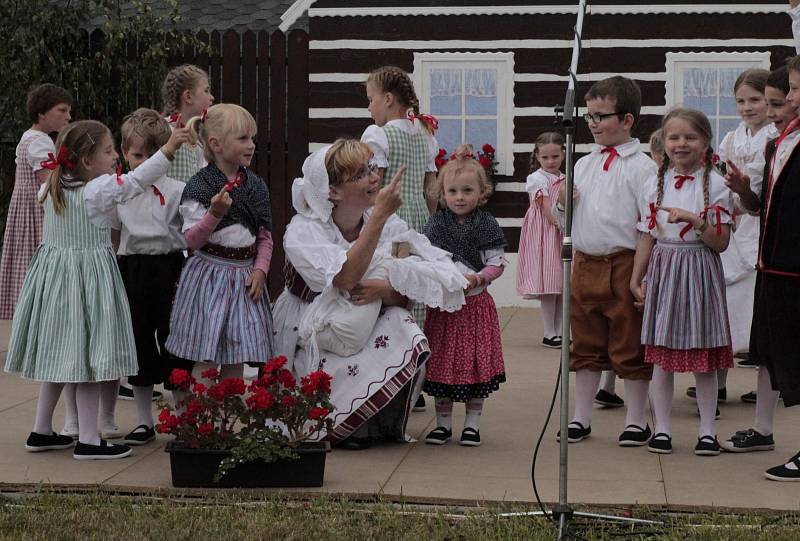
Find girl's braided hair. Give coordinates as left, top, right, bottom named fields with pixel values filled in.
left=367, top=66, right=435, bottom=134
left=161, top=64, right=208, bottom=116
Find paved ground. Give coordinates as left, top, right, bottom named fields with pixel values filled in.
left=0, top=309, right=798, bottom=510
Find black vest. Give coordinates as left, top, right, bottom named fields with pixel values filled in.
left=759, top=139, right=800, bottom=275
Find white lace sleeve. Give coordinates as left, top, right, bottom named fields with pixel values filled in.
left=361, top=125, right=389, bottom=168
left=284, top=217, right=349, bottom=292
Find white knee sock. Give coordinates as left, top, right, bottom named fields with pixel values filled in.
left=99, top=379, right=119, bottom=429
left=133, top=385, right=155, bottom=429
left=716, top=368, right=728, bottom=390
left=464, top=398, right=484, bottom=431
left=624, top=378, right=649, bottom=429
left=541, top=296, right=559, bottom=339
left=694, top=371, right=717, bottom=438
left=572, top=369, right=602, bottom=427
left=553, top=295, right=563, bottom=336
left=754, top=368, right=780, bottom=436
left=33, top=382, right=65, bottom=435
left=434, top=397, right=453, bottom=431
left=76, top=382, right=101, bottom=446
left=62, top=383, right=78, bottom=432
left=600, top=370, right=617, bottom=394
left=650, top=366, right=674, bottom=437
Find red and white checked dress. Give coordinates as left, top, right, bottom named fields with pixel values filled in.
left=0, top=130, right=53, bottom=319
left=516, top=169, right=563, bottom=298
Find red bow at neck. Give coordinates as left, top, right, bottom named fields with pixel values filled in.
left=407, top=111, right=439, bottom=132
left=674, top=175, right=694, bottom=189
left=40, top=146, right=75, bottom=170
left=225, top=170, right=246, bottom=192
left=601, top=146, right=618, bottom=171
left=115, top=163, right=124, bottom=186
left=153, top=185, right=165, bottom=206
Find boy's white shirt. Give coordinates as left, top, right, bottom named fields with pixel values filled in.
left=552, top=138, right=657, bottom=256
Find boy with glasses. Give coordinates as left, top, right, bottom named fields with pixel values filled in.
left=554, top=76, right=656, bottom=447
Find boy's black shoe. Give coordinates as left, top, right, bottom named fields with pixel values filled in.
left=594, top=389, right=625, bottom=408
left=720, top=429, right=775, bottom=453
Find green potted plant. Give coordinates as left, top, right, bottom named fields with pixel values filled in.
left=158, top=356, right=334, bottom=488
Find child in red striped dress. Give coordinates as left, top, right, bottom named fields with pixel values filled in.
left=631, top=107, right=734, bottom=457
left=516, top=132, right=565, bottom=348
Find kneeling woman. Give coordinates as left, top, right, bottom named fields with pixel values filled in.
left=272, top=139, right=465, bottom=449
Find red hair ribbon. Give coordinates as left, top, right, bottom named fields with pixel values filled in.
left=152, top=185, right=165, bottom=206
left=674, top=175, right=694, bottom=189
left=646, top=202, right=658, bottom=230
left=407, top=111, right=439, bottom=132
left=168, top=112, right=184, bottom=128
left=40, top=146, right=75, bottom=170
left=200, top=109, right=208, bottom=123
left=115, top=163, right=124, bottom=186
left=600, top=146, right=619, bottom=171
left=225, top=170, right=246, bottom=192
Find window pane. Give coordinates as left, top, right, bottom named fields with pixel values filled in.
left=719, top=68, right=742, bottom=116
left=683, top=68, right=718, bottom=115
left=465, top=69, right=497, bottom=115
left=430, top=69, right=462, bottom=115
left=466, top=119, right=497, bottom=153
left=436, top=119, right=462, bottom=157
left=717, top=118, right=741, bottom=149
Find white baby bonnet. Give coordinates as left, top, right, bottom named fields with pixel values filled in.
left=292, top=145, right=334, bottom=222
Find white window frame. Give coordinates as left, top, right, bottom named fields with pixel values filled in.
left=665, top=52, right=771, bottom=147
left=413, top=52, right=515, bottom=176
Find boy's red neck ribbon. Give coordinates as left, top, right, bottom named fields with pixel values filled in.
left=40, top=146, right=75, bottom=170
left=600, top=146, right=618, bottom=171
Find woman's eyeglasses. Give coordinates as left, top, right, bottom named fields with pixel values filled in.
left=348, top=163, right=378, bottom=182
left=582, top=112, right=621, bottom=124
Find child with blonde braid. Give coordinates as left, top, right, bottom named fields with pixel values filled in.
left=361, top=65, right=440, bottom=410
left=631, top=108, right=734, bottom=456
left=161, top=64, right=214, bottom=183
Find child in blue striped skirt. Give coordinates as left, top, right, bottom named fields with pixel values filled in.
left=164, top=104, right=275, bottom=384
left=631, top=108, right=734, bottom=457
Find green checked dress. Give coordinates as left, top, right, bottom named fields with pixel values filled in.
left=384, top=125, right=431, bottom=326
left=4, top=189, right=138, bottom=382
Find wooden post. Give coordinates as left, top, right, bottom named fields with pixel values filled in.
left=221, top=30, right=240, bottom=104
left=268, top=31, right=287, bottom=299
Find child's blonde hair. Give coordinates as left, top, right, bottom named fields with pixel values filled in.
left=121, top=108, right=172, bottom=155
left=529, top=132, right=565, bottom=173
left=434, top=144, right=493, bottom=207
left=367, top=65, right=435, bottom=134
left=185, top=104, right=257, bottom=164
left=657, top=108, right=714, bottom=213
left=325, top=138, right=373, bottom=187
left=161, top=64, right=209, bottom=116
left=40, top=120, right=111, bottom=214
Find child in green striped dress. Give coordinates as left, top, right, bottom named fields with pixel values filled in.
left=4, top=119, right=189, bottom=460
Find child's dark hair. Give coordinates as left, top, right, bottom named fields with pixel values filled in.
left=27, top=84, right=73, bottom=125
left=367, top=66, right=435, bottom=134
left=161, top=64, right=209, bottom=116
left=734, top=68, right=769, bottom=94
left=767, top=66, right=790, bottom=95
left=529, top=132, right=565, bottom=173
left=584, top=76, right=642, bottom=127
left=656, top=108, right=714, bottom=218
left=40, top=120, right=111, bottom=214
left=121, top=108, right=172, bottom=155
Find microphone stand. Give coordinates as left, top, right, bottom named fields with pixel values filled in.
left=500, top=2, right=661, bottom=538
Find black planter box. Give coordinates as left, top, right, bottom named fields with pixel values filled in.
left=165, top=441, right=331, bottom=488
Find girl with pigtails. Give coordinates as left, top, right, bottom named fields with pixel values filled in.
left=361, top=66, right=441, bottom=410
left=630, top=107, right=734, bottom=457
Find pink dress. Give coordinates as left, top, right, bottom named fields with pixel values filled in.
left=0, top=130, right=53, bottom=319
left=516, top=169, right=563, bottom=298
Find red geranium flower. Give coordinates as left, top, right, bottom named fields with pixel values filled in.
left=277, top=369, right=296, bottom=389
left=301, top=370, right=332, bottom=396
left=479, top=155, right=492, bottom=168
left=221, top=377, right=246, bottom=397
left=308, top=407, right=330, bottom=420
left=263, top=356, right=288, bottom=374
left=169, top=368, right=193, bottom=389
left=282, top=395, right=298, bottom=407
left=201, top=368, right=220, bottom=380
left=197, top=422, right=214, bottom=436
left=192, top=383, right=207, bottom=394
left=207, top=384, right=225, bottom=402
left=246, top=388, right=275, bottom=411
left=186, top=399, right=204, bottom=416
left=482, top=143, right=495, bottom=154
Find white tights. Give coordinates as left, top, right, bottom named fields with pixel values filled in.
left=62, top=380, right=119, bottom=432
left=540, top=295, right=563, bottom=339
left=651, top=366, right=717, bottom=438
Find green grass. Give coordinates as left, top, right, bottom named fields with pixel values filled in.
left=0, top=491, right=798, bottom=540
